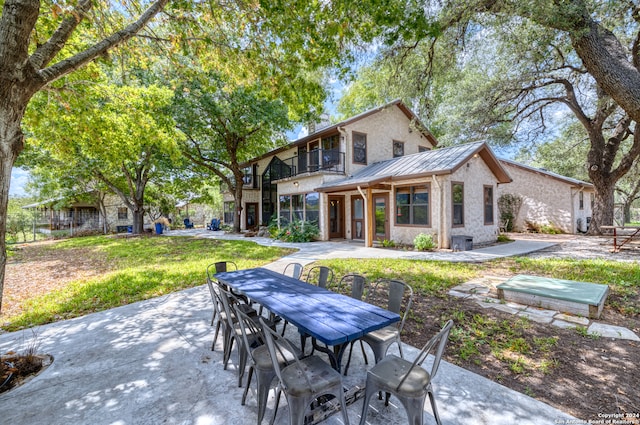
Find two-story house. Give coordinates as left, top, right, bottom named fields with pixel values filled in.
left=224, top=99, right=513, bottom=249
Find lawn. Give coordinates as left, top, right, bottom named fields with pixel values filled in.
left=1, top=235, right=295, bottom=331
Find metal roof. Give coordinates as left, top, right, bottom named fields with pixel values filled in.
left=499, top=159, right=594, bottom=188
left=316, top=141, right=511, bottom=192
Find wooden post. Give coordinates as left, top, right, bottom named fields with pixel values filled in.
left=366, top=187, right=374, bottom=247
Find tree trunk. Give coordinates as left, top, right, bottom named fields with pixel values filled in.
left=586, top=173, right=616, bottom=235
left=0, top=111, right=27, bottom=313
left=132, top=206, right=145, bottom=234
left=233, top=177, right=243, bottom=234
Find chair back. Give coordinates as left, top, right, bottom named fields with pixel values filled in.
left=260, top=317, right=315, bottom=392
left=283, top=262, right=304, bottom=280
left=399, top=319, right=454, bottom=391
left=367, top=279, right=413, bottom=333
left=233, top=299, right=265, bottom=360
left=213, top=261, right=238, bottom=274
left=305, top=265, right=334, bottom=289
left=214, top=286, right=237, bottom=329
left=337, top=274, right=369, bottom=300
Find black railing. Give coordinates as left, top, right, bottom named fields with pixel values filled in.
left=281, top=149, right=345, bottom=177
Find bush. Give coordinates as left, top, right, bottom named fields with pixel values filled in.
left=276, top=220, right=319, bottom=242
left=381, top=239, right=396, bottom=248
left=414, top=233, right=436, bottom=251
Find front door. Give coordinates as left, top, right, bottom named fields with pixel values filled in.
left=373, top=194, right=389, bottom=241
left=245, top=203, right=258, bottom=230
left=328, top=195, right=345, bottom=239
left=351, top=196, right=365, bottom=240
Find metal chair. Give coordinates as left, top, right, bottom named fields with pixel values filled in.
left=360, top=279, right=413, bottom=364
left=359, top=320, right=454, bottom=425
left=305, top=265, right=334, bottom=289
left=235, top=305, right=299, bottom=425
left=336, top=274, right=370, bottom=375
left=260, top=317, right=350, bottom=425
left=278, top=263, right=304, bottom=336
left=206, top=261, right=252, bottom=338
left=184, top=217, right=194, bottom=228
left=283, top=262, right=304, bottom=280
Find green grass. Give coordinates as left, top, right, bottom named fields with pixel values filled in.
left=313, top=258, right=480, bottom=296
left=3, top=235, right=294, bottom=331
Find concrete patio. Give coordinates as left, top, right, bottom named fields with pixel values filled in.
left=0, top=283, right=576, bottom=425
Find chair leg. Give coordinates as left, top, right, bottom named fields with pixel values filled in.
left=242, top=367, right=253, bottom=406
left=397, top=393, right=428, bottom=425
left=287, top=394, right=311, bottom=425
left=359, top=383, right=377, bottom=425
left=428, top=389, right=443, bottom=425
left=256, top=369, right=276, bottom=425
left=211, top=320, right=221, bottom=351
left=269, top=388, right=282, bottom=425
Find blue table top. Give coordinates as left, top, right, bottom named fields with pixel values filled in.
left=215, top=267, right=400, bottom=346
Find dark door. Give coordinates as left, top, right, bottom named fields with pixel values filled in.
left=351, top=196, right=365, bottom=240
left=245, top=203, right=258, bottom=229
left=328, top=195, right=345, bottom=239
left=373, top=194, right=389, bottom=241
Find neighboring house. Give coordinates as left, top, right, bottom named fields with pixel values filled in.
left=23, top=194, right=150, bottom=233
left=225, top=100, right=512, bottom=248
left=497, top=159, right=595, bottom=234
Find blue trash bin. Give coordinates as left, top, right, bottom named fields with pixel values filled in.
left=127, top=226, right=133, bottom=233
left=154, top=223, right=163, bottom=235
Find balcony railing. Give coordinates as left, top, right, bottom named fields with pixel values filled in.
left=281, top=149, right=345, bottom=178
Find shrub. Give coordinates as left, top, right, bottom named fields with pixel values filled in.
left=276, top=220, right=319, bottom=242
left=381, top=239, right=396, bottom=248
left=414, top=233, right=436, bottom=251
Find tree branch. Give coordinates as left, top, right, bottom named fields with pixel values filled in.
left=37, top=0, right=169, bottom=85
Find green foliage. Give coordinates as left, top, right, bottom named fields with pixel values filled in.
left=496, top=234, right=513, bottom=243
left=413, top=233, right=436, bottom=251
left=2, top=236, right=294, bottom=331
left=498, top=194, right=523, bottom=232
left=381, top=239, right=396, bottom=248
left=275, top=220, right=319, bottom=243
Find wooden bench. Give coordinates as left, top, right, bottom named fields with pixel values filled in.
left=497, top=275, right=609, bottom=319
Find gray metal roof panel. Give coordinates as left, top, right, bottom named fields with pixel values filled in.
left=317, top=142, right=484, bottom=190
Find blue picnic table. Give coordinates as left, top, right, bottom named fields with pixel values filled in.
left=214, top=267, right=400, bottom=371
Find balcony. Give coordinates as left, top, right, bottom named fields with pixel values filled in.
left=280, top=148, right=345, bottom=178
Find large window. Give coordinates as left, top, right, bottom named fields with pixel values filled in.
left=279, top=192, right=320, bottom=223
left=452, top=183, right=464, bottom=226
left=395, top=185, right=430, bottom=226
left=279, top=195, right=291, bottom=224
left=242, top=164, right=258, bottom=189
left=306, top=193, right=319, bottom=222
left=484, top=186, right=494, bottom=225
left=117, top=207, right=128, bottom=220
left=353, top=132, right=367, bottom=164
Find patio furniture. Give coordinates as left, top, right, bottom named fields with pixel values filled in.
left=260, top=317, right=350, bottom=425
left=359, top=320, right=454, bottom=425
left=235, top=304, right=299, bottom=425
left=207, top=218, right=221, bottom=231
left=283, top=263, right=304, bottom=280
left=305, top=265, right=334, bottom=289
left=360, top=279, right=413, bottom=364
left=183, top=218, right=194, bottom=229
left=336, top=274, right=370, bottom=375
left=214, top=267, right=399, bottom=372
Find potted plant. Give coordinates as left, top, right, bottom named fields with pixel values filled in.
left=154, top=217, right=170, bottom=235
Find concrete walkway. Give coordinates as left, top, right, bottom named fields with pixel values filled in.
left=0, top=231, right=577, bottom=425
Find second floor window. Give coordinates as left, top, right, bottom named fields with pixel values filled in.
left=393, top=140, right=404, bottom=158
left=353, top=132, right=367, bottom=164
left=117, top=207, right=128, bottom=220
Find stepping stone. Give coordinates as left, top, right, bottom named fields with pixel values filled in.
left=497, top=275, right=609, bottom=319
left=587, top=323, right=640, bottom=341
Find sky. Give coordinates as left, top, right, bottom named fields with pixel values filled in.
left=10, top=168, right=28, bottom=197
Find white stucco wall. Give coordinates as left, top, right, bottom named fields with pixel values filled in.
left=497, top=163, right=594, bottom=233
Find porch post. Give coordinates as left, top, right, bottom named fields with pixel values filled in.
left=366, top=187, right=374, bottom=247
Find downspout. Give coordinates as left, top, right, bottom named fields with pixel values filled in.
left=357, top=185, right=370, bottom=247
left=432, top=175, right=446, bottom=249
